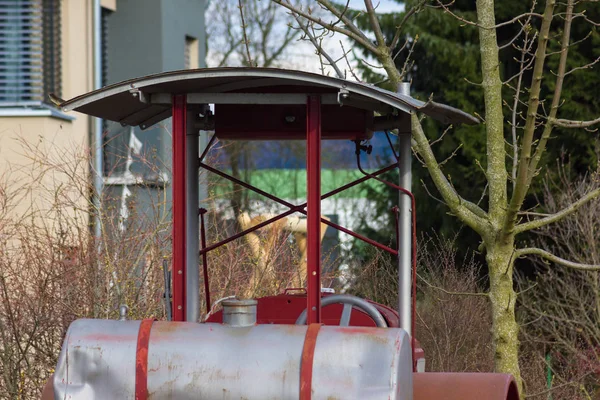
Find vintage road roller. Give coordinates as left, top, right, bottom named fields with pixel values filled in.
left=50, top=68, right=519, bottom=399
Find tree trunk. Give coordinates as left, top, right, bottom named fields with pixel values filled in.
left=486, top=237, right=523, bottom=395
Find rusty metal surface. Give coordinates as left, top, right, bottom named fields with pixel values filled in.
left=135, top=319, right=154, bottom=400
left=58, top=67, right=479, bottom=127
left=300, top=323, right=321, bottom=400
left=54, top=319, right=412, bottom=400
left=413, top=372, right=519, bottom=400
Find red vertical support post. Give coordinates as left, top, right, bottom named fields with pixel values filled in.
left=172, top=95, right=187, bottom=321
left=306, top=95, right=322, bottom=325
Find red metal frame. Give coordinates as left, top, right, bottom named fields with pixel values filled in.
left=306, top=95, right=322, bottom=325
left=191, top=97, right=413, bottom=332
left=199, top=208, right=211, bottom=313
left=171, top=95, right=187, bottom=322
left=198, top=162, right=398, bottom=256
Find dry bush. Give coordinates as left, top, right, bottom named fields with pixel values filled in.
left=198, top=207, right=341, bottom=317
left=200, top=209, right=302, bottom=311
left=416, top=236, right=494, bottom=373
left=517, top=166, right=600, bottom=399
left=348, top=233, right=494, bottom=373
left=0, top=140, right=170, bottom=398
left=344, top=246, right=399, bottom=307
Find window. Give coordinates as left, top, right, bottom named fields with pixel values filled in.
left=0, top=0, right=61, bottom=106
left=184, top=35, right=198, bottom=70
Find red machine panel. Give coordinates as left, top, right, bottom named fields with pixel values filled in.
left=206, top=292, right=400, bottom=327
left=215, top=104, right=374, bottom=140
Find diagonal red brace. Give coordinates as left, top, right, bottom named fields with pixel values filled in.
left=197, top=162, right=399, bottom=256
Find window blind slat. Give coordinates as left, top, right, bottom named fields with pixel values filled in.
left=0, top=0, right=60, bottom=105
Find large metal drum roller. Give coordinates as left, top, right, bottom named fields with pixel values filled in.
left=53, top=318, right=412, bottom=399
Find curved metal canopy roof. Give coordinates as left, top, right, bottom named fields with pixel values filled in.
left=58, top=67, right=479, bottom=129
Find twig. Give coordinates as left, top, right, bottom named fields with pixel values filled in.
left=292, top=12, right=344, bottom=78
left=238, top=0, right=254, bottom=66
left=418, top=272, right=489, bottom=297
left=339, top=40, right=361, bottom=81
left=272, top=0, right=379, bottom=54
left=390, top=0, right=426, bottom=50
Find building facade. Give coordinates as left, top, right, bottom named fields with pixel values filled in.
left=0, top=0, right=206, bottom=237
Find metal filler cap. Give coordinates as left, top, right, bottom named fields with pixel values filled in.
left=222, top=299, right=258, bottom=327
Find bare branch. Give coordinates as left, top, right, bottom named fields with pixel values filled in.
left=418, top=272, right=489, bottom=297
left=390, top=0, right=426, bottom=50
left=339, top=40, right=361, bottom=81
left=420, top=179, right=447, bottom=206
left=435, top=0, right=478, bottom=27
left=318, top=0, right=372, bottom=42
left=516, top=247, right=600, bottom=271
left=238, top=0, right=255, bottom=67
left=364, top=0, right=386, bottom=47
left=492, top=12, right=544, bottom=29
left=436, top=0, right=542, bottom=29
left=511, top=27, right=534, bottom=190
left=272, top=0, right=380, bottom=54
left=563, top=54, right=600, bottom=76
left=526, top=0, right=576, bottom=193
left=554, top=115, right=600, bottom=128
left=292, top=12, right=344, bottom=78
left=398, top=35, right=418, bottom=81
left=499, top=2, right=538, bottom=50
left=525, top=372, right=596, bottom=398
left=411, top=114, right=488, bottom=232
left=504, top=0, right=565, bottom=235
left=515, top=187, right=600, bottom=233
left=328, top=0, right=351, bottom=29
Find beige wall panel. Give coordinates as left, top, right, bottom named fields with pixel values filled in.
left=101, top=0, right=117, bottom=11
left=0, top=117, right=89, bottom=241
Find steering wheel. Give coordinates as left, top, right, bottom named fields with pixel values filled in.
left=295, top=294, right=388, bottom=327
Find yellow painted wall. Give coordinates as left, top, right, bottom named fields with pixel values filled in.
left=0, top=0, right=96, bottom=240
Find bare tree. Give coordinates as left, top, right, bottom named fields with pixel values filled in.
left=206, top=0, right=303, bottom=68
left=270, top=0, right=600, bottom=392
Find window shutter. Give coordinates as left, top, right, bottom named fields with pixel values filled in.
left=101, top=7, right=109, bottom=87
left=0, top=0, right=60, bottom=106
left=42, top=0, right=60, bottom=101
